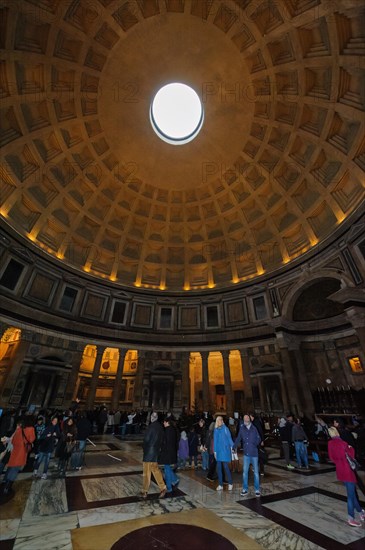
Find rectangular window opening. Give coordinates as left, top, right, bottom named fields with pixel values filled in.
left=0, top=259, right=24, bottom=290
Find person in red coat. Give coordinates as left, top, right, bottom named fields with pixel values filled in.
left=328, top=426, right=364, bottom=527
left=1, top=418, right=35, bottom=495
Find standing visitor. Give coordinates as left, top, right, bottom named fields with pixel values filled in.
left=328, top=426, right=364, bottom=527
left=234, top=414, right=261, bottom=497
left=214, top=416, right=234, bottom=491
left=141, top=412, right=166, bottom=499
left=177, top=431, right=189, bottom=470
left=159, top=417, right=179, bottom=494
left=278, top=417, right=295, bottom=469
left=1, top=418, right=35, bottom=494
left=292, top=418, right=310, bottom=469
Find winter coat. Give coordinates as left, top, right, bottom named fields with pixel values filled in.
left=205, top=423, right=215, bottom=454
left=328, top=437, right=357, bottom=483
left=178, top=437, right=189, bottom=460
left=188, top=431, right=199, bottom=456
left=38, top=424, right=60, bottom=453
left=292, top=424, right=308, bottom=442
left=143, top=421, right=164, bottom=462
left=278, top=422, right=293, bottom=442
left=159, top=425, right=178, bottom=465
left=214, top=424, right=234, bottom=462
left=252, top=418, right=264, bottom=441
left=7, top=426, right=35, bottom=468
left=234, top=423, right=261, bottom=457
left=76, top=417, right=92, bottom=440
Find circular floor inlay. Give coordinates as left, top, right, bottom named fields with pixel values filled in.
left=110, top=523, right=237, bottom=550
left=150, top=83, right=204, bottom=145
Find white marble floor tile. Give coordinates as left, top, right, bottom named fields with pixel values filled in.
left=264, top=493, right=364, bottom=544
left=77, top=495, right=199, bottom=527
left=16, top=511, right=79, bottom=538
left=244, top=525, right=323, bottom=550
left=22, top=479, right=68, bottom=518
left=13, top=530, right=72, bottom=550
left=81, top=474, right=150, bottom=501
left=0, top=518, right=20, bottom=540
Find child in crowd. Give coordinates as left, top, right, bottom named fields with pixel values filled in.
left=178, top=431, right=189, bottom=469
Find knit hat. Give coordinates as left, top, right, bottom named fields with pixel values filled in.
left=180, top=431, right=187, bottom=440
left=150, top=412, right=158, bottom=423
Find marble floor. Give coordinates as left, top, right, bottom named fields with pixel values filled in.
left=0, top=436, right=364, bottom=550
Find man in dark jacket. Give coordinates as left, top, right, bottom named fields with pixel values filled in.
left=158, top=417, right=179, bottom=493
left=72, top=413, right=92, bottom=470
left=33, top=417, right=60, bottom=479
left=234, top=414, right=261, bottom=497
left=142, top=412, right=166, bottom=499
left=250, top=413, right=266, bottom=476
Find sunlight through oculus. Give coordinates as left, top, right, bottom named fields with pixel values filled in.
left=150, top=83, right=204, bottom=145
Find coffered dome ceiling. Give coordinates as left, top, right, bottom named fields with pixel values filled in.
left=0, top=0, right=364, bottom=291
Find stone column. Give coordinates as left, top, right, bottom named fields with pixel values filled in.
left=257, top=375, right=266, bottom=412
left=64, top=345, right=85, bottom=403
left=292, top=348, right=316, bottom=415
left=0, top=331, right=33, bottom=406
left=238, top=349, right=253, bottom=411
left=345, top=308, right=365, bottom=357
left=278, top=341, right=303, bottom=417
left=111, top=348, right=127, bottom=409
left=181, top=351, right=190, bottom=411
left=86, top=346, right=105, bottom=409
left=279, top=374, right=290, bottom=412
left=200, top=351, right=210, bottom=412
left=221, top=350, right=234, bottom=416
left=133, top=350, right=146, bottom=408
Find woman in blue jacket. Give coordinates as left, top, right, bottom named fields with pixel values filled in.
left=214, top=416, right=234, bottom=491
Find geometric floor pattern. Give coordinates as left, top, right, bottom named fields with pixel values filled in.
left=0, top=435, right=364, bottom=550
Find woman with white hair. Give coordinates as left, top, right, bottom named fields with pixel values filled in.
left=328, top=426, right=364, bottom=527
left=214, top=416, right=234, bottom=491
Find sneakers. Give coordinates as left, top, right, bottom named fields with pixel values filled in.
left=287, top=464, right=295, bottom=470
left=360, top=510, right=365, bottom=522
left=216, top=485, right=223, bottom=491
left=228, top=484, right=233, bottom=491
left=32, top=470, right=38, bottom=477
left=240, top=490, right=248, bottom=496
left=348, top=518, right=362, bottom=527
left=158, top=488, right=167, bottom=499
left=41, top=473, right=47, bottom=480
left=255, top=491, right=261, bottom=497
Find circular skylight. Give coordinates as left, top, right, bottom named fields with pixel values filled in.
left=150, top=83, right=204, bottom=145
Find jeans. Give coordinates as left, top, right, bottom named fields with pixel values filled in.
left=34, top=452, right=51, bottom=474
left=177, top=457, right=186, bottom=469
left=243, top=455, right=260, bottom=492
left=4, top=466, right=21, bottom=482
left=343, top=481, right=362, bottom=519
left=216, top=461, right=232, bottom=486
left=282, top=441, right=291, bottom=465
left=120, top=423, right=126, bottom=436
left=164, top=464, right=179, bottom=491
left=294, top=441, right=308, bottom=468
left=201, top=451, right=209, bottom=470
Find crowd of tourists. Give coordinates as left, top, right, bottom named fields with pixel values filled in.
left=0, top=405, right=364, bottom=527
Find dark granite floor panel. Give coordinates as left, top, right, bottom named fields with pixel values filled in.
left=110, top=524, right=237, bottom=550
